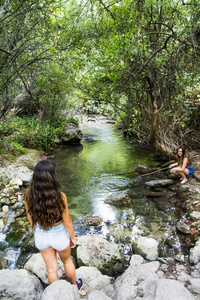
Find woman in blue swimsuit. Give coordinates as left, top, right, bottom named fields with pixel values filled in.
left=169, top=146, right=194, bottom=184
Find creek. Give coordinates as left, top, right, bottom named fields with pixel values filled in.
left=0, top=115, right=190, bottom=269
left=51, top=115, right=188, bottom=257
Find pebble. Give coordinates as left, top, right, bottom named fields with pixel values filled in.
left=2, top=205, right=9, bottom=212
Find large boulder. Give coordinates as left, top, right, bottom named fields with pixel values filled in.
left=0, top=269, right=43, bottom=300
left=114, top=261, right=159, bottom=300
left=60, top=124, right=83, bottom=144
left=132, top=236, right=159, bottom=260
left=141, top=278, right=196, bottom=300
left=76, top=266, right=115, bottom=299
left=41, top=280, right=80, bottom=300
left=24, top=253, right=65, bottom=284
left=76, top=235, right=125, bottom=276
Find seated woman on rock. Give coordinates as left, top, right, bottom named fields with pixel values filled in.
left=169, top=146, right=194, bottom=184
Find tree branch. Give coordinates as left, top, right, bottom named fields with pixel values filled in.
left=97, top=0, right=115, bottom=20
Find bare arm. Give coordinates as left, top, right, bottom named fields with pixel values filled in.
left=169, top=162, right=178, bottom=168
left=172, top=157, right=188, bottom=172
left=61, top=192, right=76, bottom=248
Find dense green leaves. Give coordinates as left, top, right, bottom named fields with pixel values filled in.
left=0, top=0, right=200, bottom=153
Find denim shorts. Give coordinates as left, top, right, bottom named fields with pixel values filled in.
left=35, top=222, right=70, bottom=251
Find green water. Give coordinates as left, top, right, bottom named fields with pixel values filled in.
left=52, top=117, right=156, bottom=218
left=51, top=116, right=184, bottom=256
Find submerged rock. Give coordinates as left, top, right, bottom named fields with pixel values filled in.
left=134, top=165, right=159, bottom=175
left=85, top=216, right=103, bottom=226
left=104, top=193, right=131, bottom=207
left=145, top=179, right=174, bottom=188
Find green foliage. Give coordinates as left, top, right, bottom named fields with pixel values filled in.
left=0, top=116, right=70, bottom=153
left=1, top=0, right=200, bottom=151
left=7, top=142, right=27, bottom=156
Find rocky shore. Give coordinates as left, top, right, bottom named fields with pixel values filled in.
left=0, top=149, right=200, bottom=300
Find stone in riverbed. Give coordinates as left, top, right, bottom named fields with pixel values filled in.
left=60, top=124, right=83, bottom=144
left=24, top=253, right=66, bottom=285
left=76, top=235, right=125, bottom=276
left=41, top=280, right=79, bottom=300
left=189, top=238, right=200, bottom=264
left=141, top=278, right=196, bottom=300
left=0, top=198, right=11, bottom=206
left=134, top=165, right=159, bottom=175
left=0, top=269, right=43, bottom=300
left=85, top=216, right=103, bottom=226
left=0, top=165, right=33, bottom=183
left=190, top=211, right=200, bottom=220
left=104, top=193, right=131, bottom=207
left=132, top=236, right=159, bottom=260
left=9, top=178, right=23, bottom=186
left=145, top=179, right=174, bottom=188
left=176, top=221, right=191, bottom=234
left=76, top=266, right=115, bottom=299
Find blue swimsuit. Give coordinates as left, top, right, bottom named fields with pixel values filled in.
left=186, top=164, right=194, bottom=175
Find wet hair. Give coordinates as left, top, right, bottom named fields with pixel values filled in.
left=25, top=160, right=65, bottom=230
left=177, top=146, right=192, bottom=167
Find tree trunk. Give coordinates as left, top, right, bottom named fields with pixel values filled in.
left=146, top=69, right=175, bottom=159
left=146, top=68, right=158, bottom=148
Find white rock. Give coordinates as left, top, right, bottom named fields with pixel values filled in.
left=9, top=178, right=23, bottom=186
left=141, top=278, right=196, bottom=300
left=76, top=266, right=115, bottom=299
left=0, top=269, right=43, bottom=300
left=132, top=236, right=159, bottom=260
left=2, top=205, right=9, bottom=212
left=41, top=280, right=80, bottom=300
left=188, top=278, right=200, bottom=294
left=24, top=253, right=65, bottom=284
left=88, top=290, right=112, bottom=300
left=130, top=254, right=144, bottom=267
left=189, top=238, right=200, bottom=264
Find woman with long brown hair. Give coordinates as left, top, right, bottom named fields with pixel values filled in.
left=169, top=146, right=194, bottom=184
left=25, top=160, right=82, bottom=289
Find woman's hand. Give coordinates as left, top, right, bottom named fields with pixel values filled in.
left=70, top=238, right=76, bottom=248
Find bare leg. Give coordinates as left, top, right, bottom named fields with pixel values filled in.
left=40, top=247, right=59, bottom=284
left=57, top=244, right=76, bottom=285
left=178, top=171, right=187, bottom=181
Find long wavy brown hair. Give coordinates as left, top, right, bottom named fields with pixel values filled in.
left=177, top=146, right=192, bottom=167
left=25, top=160, right=65, bottom=230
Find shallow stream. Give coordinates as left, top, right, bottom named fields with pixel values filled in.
left=51, top=115, right=188, bottom=257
